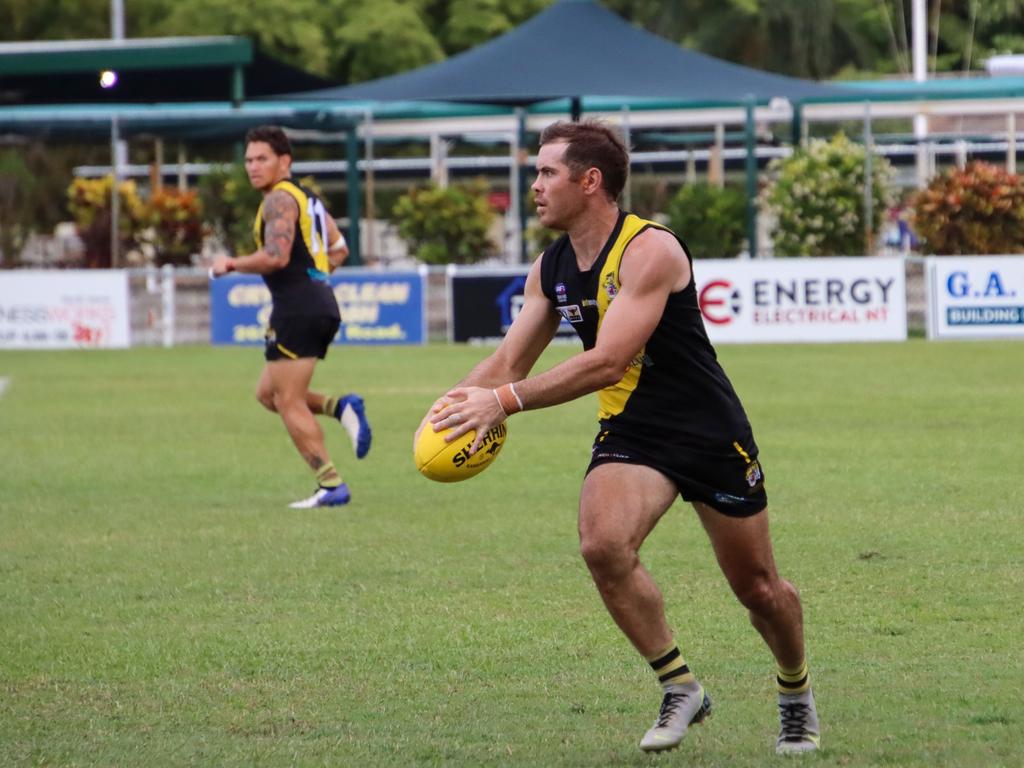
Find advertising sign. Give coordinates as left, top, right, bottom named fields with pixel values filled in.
left=695, top=258, right=907, bottom=343
left=0, top=270, right=130, bottom=349
left=449, top=267, right=576, bottom=342
left=926, top=256, right=1024, bottom=339
left=210, top=270, right=426, bottom=345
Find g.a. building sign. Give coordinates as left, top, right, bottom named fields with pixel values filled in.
left=926, top=256, right=1024, bottom=340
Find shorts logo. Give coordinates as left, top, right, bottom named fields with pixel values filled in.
left=555, top=282, right=568, bottom=303
left=557, top=304, right=584, bottom=323
left=745, top=460, right=763, bottom=488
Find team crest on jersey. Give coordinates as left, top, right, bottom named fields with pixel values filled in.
left=555, top=282, right=568, bottom=303
left=557, top=304, right=584, bottom=323
left=603, top=272, right=619, bottom=300
left=745, top=460, right=763, bottom=488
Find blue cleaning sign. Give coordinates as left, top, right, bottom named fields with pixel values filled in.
left=210, top=271, right=425, bottom=345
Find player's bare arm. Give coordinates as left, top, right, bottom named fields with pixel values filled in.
left=414, top=258, right=560, bottom=447
left=211, top=191, right=298, bottom=275
left=326, top=216, right=349, bottom=270
left=441, top=229, right=689, bottom=453
left=513, top=228, right=688, bottom=407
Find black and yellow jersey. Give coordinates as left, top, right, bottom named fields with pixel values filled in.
left=539, top=210, right=756, bottom=457
left=253, top=179, right=340, bottom=320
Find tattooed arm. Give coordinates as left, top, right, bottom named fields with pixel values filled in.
left=211, top=190, right=297, bottom=275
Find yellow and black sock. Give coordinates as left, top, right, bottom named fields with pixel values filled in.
left=777, top=660, right=811, bottom=695
left=323, top=396, right=339, bottom=418
left=315, top=462, right=342, bottom=490
left=646, top=643, right=696, bottom=688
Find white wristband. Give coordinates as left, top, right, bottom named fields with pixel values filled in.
left=492, top=389, right=508, bottom=418
left=329, top=234, right=348, bottom=252
left=508, top=382, right=525, bottom=412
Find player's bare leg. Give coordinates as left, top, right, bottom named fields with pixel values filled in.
left=263, top=359, right=350, bottom=508
left=579, top=463, right=710, bottom=752
left=578, top=463, right=677, bottom=655
left=694, top=502, right=819, bottom=753
left=260, top=371, right=371, bottom=459
left=693, top=503, right=803, bottom=669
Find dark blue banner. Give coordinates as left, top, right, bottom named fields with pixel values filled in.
left=449, top=269, right=575, bottom=342
left=210, top=271, right=425, bottom=345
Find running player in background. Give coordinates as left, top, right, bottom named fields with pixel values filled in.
left=211, top=125, right=370, bottom=508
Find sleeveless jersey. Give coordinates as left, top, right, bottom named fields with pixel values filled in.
left=253, top=180, right=340, bottom=319
left=539, top=211, right=757, bottom=457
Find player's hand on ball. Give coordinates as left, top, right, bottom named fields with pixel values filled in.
left=414, top=395, right=451, bottom=450
left=414, top=393, right=508, bottom=483
left=431, top=386, right=507, bottom=456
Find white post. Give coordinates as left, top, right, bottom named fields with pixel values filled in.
left=161, top=263, right=175, bottom=348
left=110, top=115, right=121, bottom=268
left=177, top=143, right=187, bottom=191
left=955, top=139, right=968, bottom=170
left=1009, top=113, right=1017, bottom=175
left=364, top=110, right=376, bottom=262
left=863, top=102, right=874, bottom=256
left=710, top=123, right=725, bottom=187
left=912, top=0, right=929, bottom=187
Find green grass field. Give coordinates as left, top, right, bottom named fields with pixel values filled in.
left=1, top=341, right=1021, bottom=767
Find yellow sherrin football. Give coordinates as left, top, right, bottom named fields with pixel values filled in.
left=414, top=421, right=508, bottom=482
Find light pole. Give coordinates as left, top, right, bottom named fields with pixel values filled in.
left=110, top=0, right=125, bottom=268
left=912, top=0, right=928, bottom=188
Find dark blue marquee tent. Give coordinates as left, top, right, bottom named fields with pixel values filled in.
left=291, top=0, right=853, bottom=109
left=287, top=0, right=860, bottom=256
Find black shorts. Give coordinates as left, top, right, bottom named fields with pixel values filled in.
left=264, top=314, right=340, bottom=361
left=586, top=430, right=768, bottom=518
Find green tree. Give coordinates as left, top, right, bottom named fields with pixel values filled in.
left=331, top=1, right=445, bottom=83
left=0, top=0, right=109, bottom=41
left=665, top=182, right=747, bottom=259
left=154, top=0, right=330, bottom=75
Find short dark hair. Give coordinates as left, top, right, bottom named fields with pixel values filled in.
left=245, top=125, right=292, bottom=157
left=539, top=120, right=629, bottom=201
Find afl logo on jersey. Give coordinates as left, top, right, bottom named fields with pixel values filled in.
left=555, top=282, right=568, bottom=303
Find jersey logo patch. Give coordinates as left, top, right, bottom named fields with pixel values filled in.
left=555, top=282, right=568, bottom=303
left=557, top=304, right=584, bottom=323
left=603, top=272, right=619, bottom=300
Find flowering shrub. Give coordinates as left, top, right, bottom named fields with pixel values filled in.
left=912, top=161, right=1024, bottom=255
left=66, top=176, right=148, bottom=268
left=392, top=179, right=496, bottom=264
left=665, top=182, right=746, bottom=258
left=760, top=133, right=894, bottom=256
left=145, top=188, right=204, bottom=266
left=198, top=164, right=262, bottom=255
